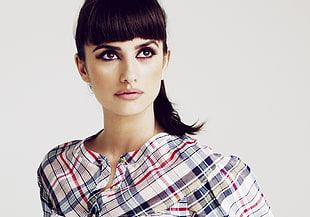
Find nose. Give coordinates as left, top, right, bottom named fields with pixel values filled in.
left=120, top=57, right=137, bottom=84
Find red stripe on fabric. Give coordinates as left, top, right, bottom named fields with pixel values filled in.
left=240, top=193, right=264, bottom=217
left=108, top=139, right=197, bottom=197
left=150, top=140, right=156, bottom=149
left=126, top=135, right=165, bottom=162
left=148, top=157, right=181, bottom=201
left=220, top=167, right=245, bottom=207
left=50, top=143, right=70, bottom=188
left=220, top=169, right=238, bottom=190
left=51, top=173, right=66, bottom=188
left=59, top=145, right=88, bottom=204
left=112, top=166, right=125, bottom=187
left=126, top=149, right=140, bottom=163
left=84, top=147, right=102, bottom=166
left=166, top=207, right=189, bottom=211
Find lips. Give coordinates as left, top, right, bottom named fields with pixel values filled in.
left=115, top=88, right=144, bottom=100
left=115, top=89, right=144, bottom=95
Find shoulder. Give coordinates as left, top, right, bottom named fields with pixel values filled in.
left=37, top=140, right=83, bottom=178
left=178, top=137, right=272, bottom=216
left=40, top=140, right=82, bottom=166
left=170, top=134, right=250, bottom=177
left=168, top=134, right=222, bottom=164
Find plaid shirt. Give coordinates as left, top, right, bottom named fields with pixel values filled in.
left=38, top=132, right=273, bottom=217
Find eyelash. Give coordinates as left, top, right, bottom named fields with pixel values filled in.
left=96, top=50, right=118, bottom=61
left=96, top=47, right=157, bottom=61
left=137, top=48, right=157, bottom=58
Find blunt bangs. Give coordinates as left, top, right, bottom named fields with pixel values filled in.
left=76, top=0, right=167, bottom=59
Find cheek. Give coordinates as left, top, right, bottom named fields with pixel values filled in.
left=88, top=67, right=117, bottom=87
left=148, top=63, right=164, bottom=79
left=146, top=66, right=164, bottom=94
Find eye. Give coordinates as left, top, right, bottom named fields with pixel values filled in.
left=97, top=50, right=119, bottom=61
left=136, top=48, right=156, bottom=58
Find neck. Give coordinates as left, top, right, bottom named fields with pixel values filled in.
left=89, top=106, right=162, bottom=159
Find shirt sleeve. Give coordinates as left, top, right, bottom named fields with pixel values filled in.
left=189, top=155, right=274, bottom=217
left=37, top=166, right=54, bottom=217
left=216, top=157, right=273, bottom=216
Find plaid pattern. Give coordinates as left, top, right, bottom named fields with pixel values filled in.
left=38, top=132, right=273, bottom=217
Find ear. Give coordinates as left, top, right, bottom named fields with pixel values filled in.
left=74, top=53, right=90, bottom=83
left=161, top=49, right=171, bottom=80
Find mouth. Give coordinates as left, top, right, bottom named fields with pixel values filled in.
left=115, top=89, right=144, bottom=95
left=115, top=88, right=144, bottom=100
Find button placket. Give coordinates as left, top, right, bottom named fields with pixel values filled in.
left=109, top=156, right=128, bottom=191
left=119, top=157, right=126, bottom=164
left=111, top=185, right=119, bottom=191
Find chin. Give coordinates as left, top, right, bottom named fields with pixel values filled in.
left=105, top=103, right=154, bottom=118
left=116, top=108, right=150, bottom=117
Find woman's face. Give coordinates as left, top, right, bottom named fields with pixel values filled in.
left=75, top=38, right=170, bottom=117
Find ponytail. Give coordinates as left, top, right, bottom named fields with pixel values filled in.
left=154, top=81, right=205, bottom=136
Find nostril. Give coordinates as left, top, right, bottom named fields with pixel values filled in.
left=123, top=78, right=137, bottom=83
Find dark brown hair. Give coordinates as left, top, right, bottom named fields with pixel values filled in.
left=75, top=0, right=204, bottom=136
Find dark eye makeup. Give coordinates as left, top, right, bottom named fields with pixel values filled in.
left=96, top=50, right=119, bottom=60
left=136, top=47, right=157, bottom=58
left=95, top=46, right=158, bottom=61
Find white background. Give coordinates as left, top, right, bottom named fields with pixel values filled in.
left=1, top=0, right=309, bottom=216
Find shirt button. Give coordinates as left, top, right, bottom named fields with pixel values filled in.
left=111, top=186, right=118, bottom=191
left=119, top=157, right=126, bottom=163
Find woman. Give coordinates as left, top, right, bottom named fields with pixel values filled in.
left=37, top=0, right=274, bottom=216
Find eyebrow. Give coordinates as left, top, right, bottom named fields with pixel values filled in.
left=135, top=40, right=159, bottom=49
left=92, top=44, right=121, bottom=52
left=92, top=40, right=159, bottom=52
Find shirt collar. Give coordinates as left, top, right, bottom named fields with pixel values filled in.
left=73, top=132, right=108, bottom=167
left=124, top=132, right=170, bottom=164
left=76, top=131, right=174, bottom=166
